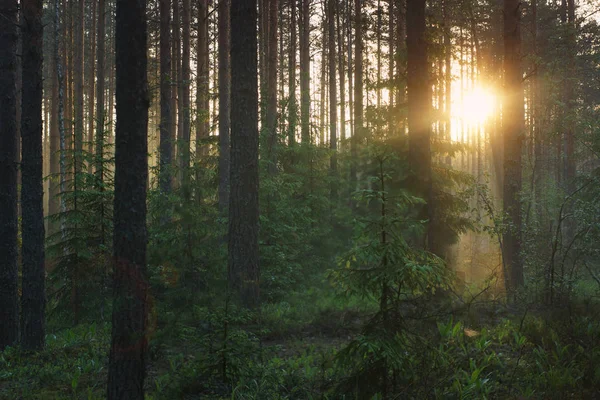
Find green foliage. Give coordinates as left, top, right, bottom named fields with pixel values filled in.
left=46, top=134, right=114, bottom=326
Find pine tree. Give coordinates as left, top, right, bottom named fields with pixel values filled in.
left=20, top=0, right=46, bottom=351
left=107, top=0, right=149, bottom=396
left=0, top=0, right=19, bottom=351
left=229, top=0, right=260, bottom=308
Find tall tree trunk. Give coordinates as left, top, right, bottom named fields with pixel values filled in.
left=351, top=0, right=363, bottom=189
left=196, top=0, right=208, bottom=161
left=95, top=0, right=107, bottom=246
left=49, top=16, right=60, bottom=225
left=181, top=0, right=191, bottom=195
left=0, top=0, right=19, bottom=350
left=74, top=0, right=84, bottom=176
left=328, top=0, right=337, bottom=200
left=170, top=1, right=178, bottom=172
left=406, top=0, right=434, bottom=251
left=532, top=0, right=542, bottom=221
left=564, top=0, right=575, bottom=193
left=336, top=0, right=345, bottom=146
left=87, top=0, right=97, bottom=166
left=502, top=0, right=524, bottom=293
left=443, top=0, right=451, bottom=153
left=319, top=9, right=327, bottom=145
left=21, top=0, right=46, bottom=351
left=299, top=0, right=310, bottom=145
left=266, top=0, right=278, bottom=172
left=387, top=0, right=393, bottom=125
left=288, top=0, right=297, bottom=147
left=159, top=0, right=172, bottom=194
left=107, top=0, right=149, bottom=397
left=218, top=0, right=231, bottom=214
left=173, top=0, right=183, bottom=185
left=376, top=0, right=381, bottom=113
left=229, top=0, right=260, bottom=308
left=395, top=0, right=406, bottom=134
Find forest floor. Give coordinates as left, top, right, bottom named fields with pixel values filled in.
left=1, top=286, right=600, bottom=399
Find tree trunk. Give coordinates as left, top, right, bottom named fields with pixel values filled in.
left=395, top=0, right=406, bottom=133
left=336, top=0, right=345, bottom=146
left=351, top=0, right=363, bottom=189
left=218, top=0, right=231, bottom=214
left=288, top=0, right=297, bottom=147
left=74, top=0, right=84, bottom=180
left=49, top=14, right=60, bottom=225
left=299, top=0, right=310, bottom=145
left=406, top=0, right=434, bottom=251
left=502, top=0, right=524, bottom=293
left=196, top=0, right=209, bottom=161
left=564, top=0, right=575, bottom=194
left=107, top=0, right=149, bottom=397
left=181, top=0, right=191, bottom=195
left=319, top=10, right=327, bottom=145
left=0, top=0, right=19, bottom=351
left=229, top=0, right=260, bottom=308
left=266, top=0, right=278, bottom=172
left=328, top=0, right=337, bottom=200
left=159, top=0, right=172, bottom=194
left=21, top=0, right=46, bottom=351
left=87, top=0, right=97, bottom=166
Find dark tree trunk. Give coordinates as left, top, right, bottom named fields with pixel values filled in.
left=350, top=0, right=363, bottom=189
left=406, top=0, right=434, bottom=251
left=173, top=0, right=183, bottom=185
left=299, top=0, right=310, bottom=145
left=20, top=0, right=46, bottom=351
left=107, top=0, right=149, bottom=397
left=96, top=0, right=106, bottom=184
left=328, top=0, right=337, bottom=200
left=159, top=0, right=172, bottom=194
left=218, top=0, right=231, bottom=214
left=336, top=0, right=345, bottom=146
left=502, top=0, right=524, bottom=293
left=395, top=0, right=406, bottom=133
left=74, top=0, right=84, bottom=179
left=229, top=0, right=260, bottom=308
left=49, top=17, right=60, bottom=225
left=196, top=0, right=209, bottom=160
left=181, top=0, right=191, bottom=194
left=0, top=0, right=19, bottom=351
left=288, top=0, right=297, bottom=147
left=319, top=12, right=327, bottom=145
left=266, top=0, right=278, bottom=173
left=87, top=0, right=97, bottom=165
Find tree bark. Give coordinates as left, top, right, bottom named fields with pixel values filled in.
left=107, top=0, right=149, bottom=397
left=406, top=0, right=434, bottom=251
left=288, top=0, right=297, bottom=147
left=350, top=0, right=363, bottom=188
left=336, top=0, right=345, bottom=146
left=87, top=0, right=97, bottom=166
left=181, top=0, right=191, bottom=195
left=218, top=0, right=231, bottom=214
left=21, top=0, right=46, bottom=351
left=0, top=0, right=19, bottom=350
left=502, top=0, right=524, bottom=293
left=196, top=0, right=209, bottom=165
left=229, top=0, right=260, bottom=308
left=266, top=0, right=278, bottom=173
left=159, top=0, right=172, bottom=194
left=328, top=0, right=337, bottom=200
left=299, top=0, right=310, bottom=145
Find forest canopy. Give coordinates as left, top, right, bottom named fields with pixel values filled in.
left=1, top=0, right=600, bottom=398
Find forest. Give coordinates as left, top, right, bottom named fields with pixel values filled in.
left=1, top=0, right=600, bottom=398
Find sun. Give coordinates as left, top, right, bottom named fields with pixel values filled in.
left=455, top=87, right=497, bottom=125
